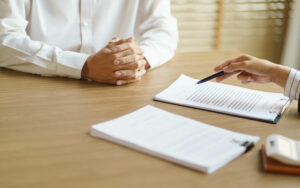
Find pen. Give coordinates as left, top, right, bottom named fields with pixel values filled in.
left=197, top=71, right=226, bottom=84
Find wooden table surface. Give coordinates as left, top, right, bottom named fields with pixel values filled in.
left=1, top=51, right=300, bottom=188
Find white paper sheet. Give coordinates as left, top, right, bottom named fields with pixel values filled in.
left=154, top=74, right=290, bottom=123
left=91, top=105, right=259, bottom=173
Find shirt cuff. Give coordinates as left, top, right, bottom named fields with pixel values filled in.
left=140, top=45, right=175, bottom=70
left=56, top=51, right=89, bottom=79
left=283, top=68, right=300, bottom=100
left=140, top=45, right=158, bottom=70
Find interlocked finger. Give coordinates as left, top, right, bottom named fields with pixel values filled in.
left=114, top=54, right=144, bottom=65
left=115, top=69, right=146, bottom=86
left=114, top=70, right=138, bottom=80
left=113, top=48, right=144, bottom=59
left=114, top=59, right=146, bottom=71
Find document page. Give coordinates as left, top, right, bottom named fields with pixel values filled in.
left=154, top=74, right=290, bottom=123
left=91, top=105, right=259, bottom=174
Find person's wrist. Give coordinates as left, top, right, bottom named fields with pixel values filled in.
left=81, top=55, right=93, bottom=79
left=271, top=64, right=290, bottom=88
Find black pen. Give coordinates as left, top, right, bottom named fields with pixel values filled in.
left=197, top=71, right=226, bottom=84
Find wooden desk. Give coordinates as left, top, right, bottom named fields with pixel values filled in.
left=1, top=51, right=299, bottom=188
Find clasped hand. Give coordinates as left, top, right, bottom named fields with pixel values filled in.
left=81, top=37, right=148, bottom=85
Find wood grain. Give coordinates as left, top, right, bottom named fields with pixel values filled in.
left=0, top=51, right=300, bottom=188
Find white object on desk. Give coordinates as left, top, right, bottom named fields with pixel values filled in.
left=154, top=74, right=291, bottom=123
left=91, top=105, right=259, bottom=174
left=266, top=134, right=300, bottom=166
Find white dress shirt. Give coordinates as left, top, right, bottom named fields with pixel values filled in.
left=284, top=68, right=300, bottom=100
left=0, top=0, right=178, bottom=79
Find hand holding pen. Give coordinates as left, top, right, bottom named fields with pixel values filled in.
left=198, top=54, right=290, bottom=88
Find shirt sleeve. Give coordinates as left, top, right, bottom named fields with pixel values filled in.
left=0, top=0, right=89, bottom=79
left=284, top=68, right=300, bottom=100
left=135, top=0, right=178, bottom=69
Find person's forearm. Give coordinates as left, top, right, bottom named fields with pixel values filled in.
left=137, top=1, right=178, bottom=69
left=271, top=64, right=291, bottom=88
left=0, top=1, right=89, bottom=79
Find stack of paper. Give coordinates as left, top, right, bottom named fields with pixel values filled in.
left=154, top=74, right=291, bottom=123
left=91, top=105, right=259, bottom=173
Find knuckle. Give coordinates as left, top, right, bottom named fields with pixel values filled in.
left=226, top=60, right=232, bottom=65
left=112, top=54, right=118, bottom=59
left=132, top=48, right=138, bottom=54
left=117, top=45, right=123, bottom=51
left=119, top=58, right=126, bottom=64
left=131, top=62, right=138, bottom=69
left=111, top=72, right=118, bottom=79
left=240, top=61, right=247, bottom=67
left=243, top=54, right=251, bottom=59
left=134, top=55, right=139, bottom=61
left=129, top=43, right=134, bottom=49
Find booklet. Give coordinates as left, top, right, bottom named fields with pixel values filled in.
left=91, top=105, right=259, bottom=174
left=154, top=74, right=291, bottom=124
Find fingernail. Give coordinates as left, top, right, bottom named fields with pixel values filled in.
left=112, top=47, right=117, bottom=53
left=115, top=71, right=121, bottom=77
left=114, top=60, right=120, bottom=65
left=116, top=80, right=122, bottom=85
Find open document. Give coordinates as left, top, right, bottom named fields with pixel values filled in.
left=91, top=105, right=259, bottom=174
left=154, top=74, right=291, bottom=124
